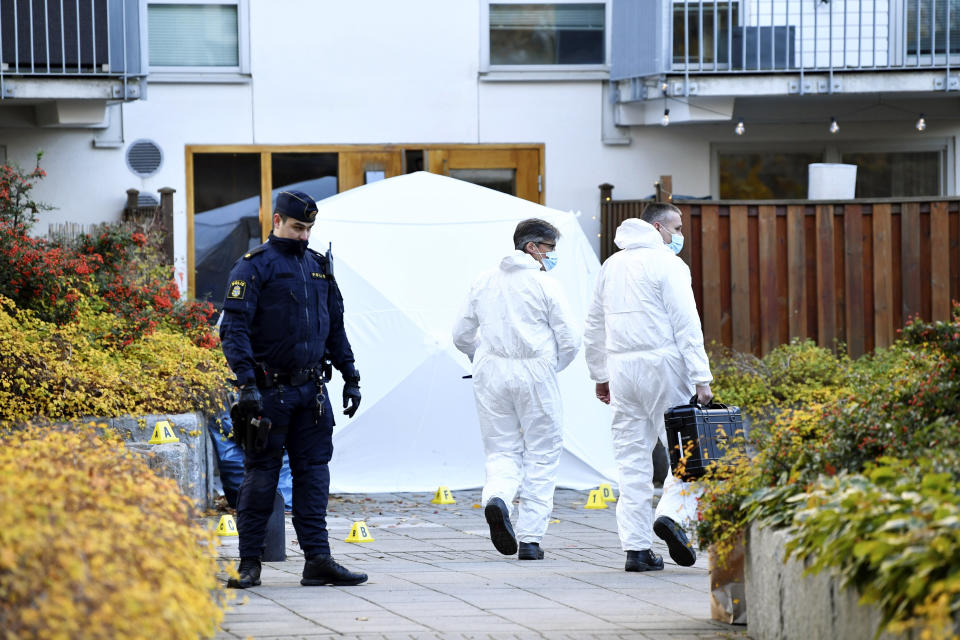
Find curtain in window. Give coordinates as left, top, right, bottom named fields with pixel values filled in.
left=489, top=3, right=605, bottom=64
left=148, top=4, right=239, bottom=67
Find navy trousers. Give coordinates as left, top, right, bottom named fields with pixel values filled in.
left=236, top=381, right=334, bottom=558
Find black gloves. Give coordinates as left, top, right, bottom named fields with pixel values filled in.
left=342, top=371, right=361, bottom=418
left=238, top=384, right=262, bottom=415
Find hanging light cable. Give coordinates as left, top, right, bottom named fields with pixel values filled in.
left=734, top=119, right=745, bottom=135
left=661, top=108, right=670, bottom=127
left=916, top=113, right=927, bottom=131
left=829, top=116, right=839, bottom=134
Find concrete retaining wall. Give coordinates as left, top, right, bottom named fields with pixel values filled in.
left=745, top=521, right=910, bottom=640
left=99, top=413, right=216, bottom=509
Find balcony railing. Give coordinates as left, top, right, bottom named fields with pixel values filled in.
left=0, top=0, right=145, bottom=97
left=670, top=0, right=958, bottom=73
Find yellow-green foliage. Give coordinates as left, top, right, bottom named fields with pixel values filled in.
left=0, top=295, right=229, bottom=424
left=0, top=425, right=228, bottom=639
left=710, top=339, right=851, bottom=414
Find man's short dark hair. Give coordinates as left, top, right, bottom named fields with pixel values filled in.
left=514, top=218, right=560, bottom=251
left=640, top=203, right=682, bottom=225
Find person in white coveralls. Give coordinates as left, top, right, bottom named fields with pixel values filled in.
left=583, top=203, right=713, bottom=572
left=452, top=218, right=581, bottom=561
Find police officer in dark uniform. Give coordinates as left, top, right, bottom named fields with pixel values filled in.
left=220, top=190, right=366, bottom=589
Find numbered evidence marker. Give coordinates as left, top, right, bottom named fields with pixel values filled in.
left=599, top=483, right=617, bottom=502
left=430, top=486, right=456, bottom=505
left=584, top=489, right=608, bottom=509
left=345, top=521, right=374, bottom=543
left=148, top=419, right=179, bottom=444
left=215, top=514, right=238, bottom=536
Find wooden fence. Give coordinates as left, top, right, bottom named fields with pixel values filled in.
left=600, top=192, right=960, bottom=358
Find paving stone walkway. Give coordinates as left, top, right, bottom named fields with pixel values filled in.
left=214, top=488, right=748, bottom=640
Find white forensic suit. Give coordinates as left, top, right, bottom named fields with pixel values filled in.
left=452, top=250, right=580, bottom=543
left=583, top=219, right=712, bottom=551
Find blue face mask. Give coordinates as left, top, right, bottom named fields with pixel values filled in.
left=542, top=251, right=559, bottom=271
left=667, top=234, right=684, bottom=255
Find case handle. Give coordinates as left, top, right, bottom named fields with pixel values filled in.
left=689, top=394, right=729, bottom=409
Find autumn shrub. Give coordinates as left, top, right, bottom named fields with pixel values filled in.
left=66, top=224, right=219, bottom=348
left=699, top=306, right=960, bottom=636
left=0, top=151, right=52, bottom=227
left=0, top=220, right=102, bottom=323
left=0, top=424, right=228, bottom=639
left=0, top=295, right=230, bottom=424
left=709, top=338, right=851, bottom=416
left=782, top=460, right=960, bottom=640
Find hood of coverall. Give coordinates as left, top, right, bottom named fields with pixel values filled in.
left=499, top=249, right=543, bottom=271
left=613, top=218, right=671, bottom=252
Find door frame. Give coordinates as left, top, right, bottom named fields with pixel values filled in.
left=185, top=143, right=545, bottom=298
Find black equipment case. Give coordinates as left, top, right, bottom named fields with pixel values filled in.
left=664, top=395, right=744, bottom=480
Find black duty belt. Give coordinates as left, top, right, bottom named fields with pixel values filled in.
left=257, top=366, right=319, bottom=388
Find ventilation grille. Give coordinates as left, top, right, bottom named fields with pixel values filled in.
left=126, top=139, right=163, bottom=177
left=137, top=193, right=159, bottom=207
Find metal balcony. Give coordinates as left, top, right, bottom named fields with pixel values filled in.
left=612, top=0, right=960, bottom=100
left=0, top=0, right=146, bottom=103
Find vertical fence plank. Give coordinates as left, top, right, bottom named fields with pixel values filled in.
left=787, top=205, right=807, bottom=339
left=816, top=205, right=837, bottom=349
left=730, top=205, right=750, bottom=353
left=844, top=204, right=866, bottom=357
left=901, top=202, right=922, bottom=322
left=690, top=210, right=704, bottom=316
left=862, top=208, right=875, bottom=353
left=758, top=205, right=778, bottom=355
left=701, top=205, right=722, bottom=346
left=777, top=211, right=790, bottom=344
left=951, top=204, right=959, bottom=306
left=931, top=201, right=950, bottom=321
left=873, top=204, right=894, bottom=348
left=748, top=214, right=760, bottom=354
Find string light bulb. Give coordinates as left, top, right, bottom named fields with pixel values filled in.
left=829, top=117, right=839, bottom=134
left=661, top=108, right=670, bottom=127
left=916, top=114, right=926, bottom=132
left=734, top=119, right=745, bottom=135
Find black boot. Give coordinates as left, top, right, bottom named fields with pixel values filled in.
left=654, top=516, right=697, bottom=567
left=625, top=549, right=664, bottom=572
left=484, top=497, right=518, bottom=555
left=518, top=541, right=544, bottom=560
left=227, top=556, right=261, bottom=589
left=301, top=555, right=368, bottom=586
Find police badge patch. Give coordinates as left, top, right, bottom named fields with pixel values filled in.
left=227, top=280, right=246, bottom=300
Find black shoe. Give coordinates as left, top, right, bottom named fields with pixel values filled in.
left=227, top=556, right=261, bottom=589
left=654, top=516, right=697, bottom=567
left=518, top=541, right=544, bottom=560
left=301, top=555, right=368, bottom=586
left=625, top=549, right=664, bottom=572
left=484, top=497, right=518, bottom=555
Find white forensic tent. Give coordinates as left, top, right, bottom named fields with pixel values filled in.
left=310, top=172, right=617, bottom=493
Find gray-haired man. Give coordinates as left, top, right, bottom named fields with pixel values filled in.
left=453, top=218, right=580, bottom=560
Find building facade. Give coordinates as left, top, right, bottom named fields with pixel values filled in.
left=1, top=0, right=956, bottom=301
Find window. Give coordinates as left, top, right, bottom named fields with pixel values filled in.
left=842, top=151, right=941, bottom=198
left=907, top=0, right=960, bottom=56
left=719, top=151, right=820, bottom=199
left=487, top=2, right=606, bottom=66
left=716, top=144, right=947, bottom=199
left=148, top=1, right=248, bottom=74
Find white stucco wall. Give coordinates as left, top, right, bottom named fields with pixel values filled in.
left=248, top=0, right=480, bottom=144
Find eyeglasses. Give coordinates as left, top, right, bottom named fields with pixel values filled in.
left=537, top=242, right=556, bottom=251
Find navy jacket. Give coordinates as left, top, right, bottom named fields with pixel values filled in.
left=219, top=234, right=355, bottom=387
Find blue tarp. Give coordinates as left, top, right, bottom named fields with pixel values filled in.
left=209, top=411, right=293, bottom=510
